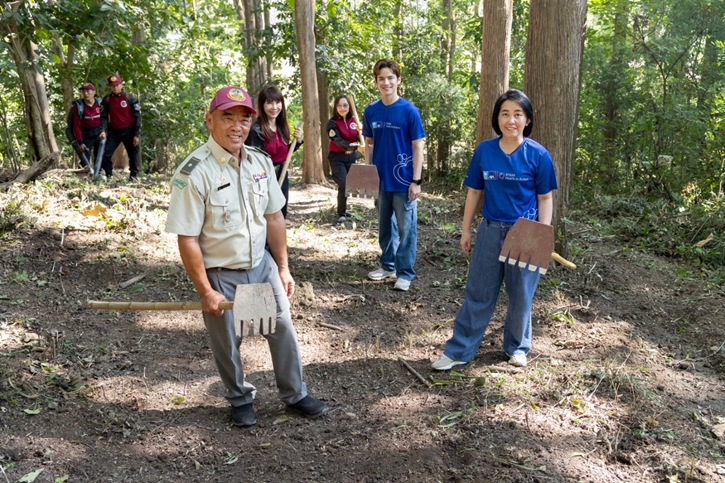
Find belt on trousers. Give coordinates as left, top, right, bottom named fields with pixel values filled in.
left=208, top=267, right=247, bottom=272
left=484, top=219, right=515, bottom=228
left=345, top=150, right=353, bottom=154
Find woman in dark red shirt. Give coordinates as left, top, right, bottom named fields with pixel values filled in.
left=246, top=86, right=303, bottom=218
left=326, top=95, right=361, bottom=223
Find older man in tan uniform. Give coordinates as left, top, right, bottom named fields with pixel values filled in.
left=165, top=86, right=328, bottom=427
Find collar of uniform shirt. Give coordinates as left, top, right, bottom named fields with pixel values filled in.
left=206, top=134, right=243, bottom=167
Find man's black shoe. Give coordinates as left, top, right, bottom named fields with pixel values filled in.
left=286, top=396, right=328, bottom=418
left=231, top=403, right=256, bottom=427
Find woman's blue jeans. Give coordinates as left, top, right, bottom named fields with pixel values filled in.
left=443, top=219, right=541, bottom=361
left=377, top=190, right=417, bottom=281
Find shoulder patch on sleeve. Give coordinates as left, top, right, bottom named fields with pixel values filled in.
left=180, top=157, right=201, bottom=176
left=173, top=178, right=187, bottom=190
left=328, top=129, right=336, bottom=137
left=134, top=103, right=141, bottom=111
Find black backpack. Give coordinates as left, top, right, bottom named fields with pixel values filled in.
left=65, top=97, right=102, bottom=143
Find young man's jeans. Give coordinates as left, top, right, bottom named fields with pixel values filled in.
left=377, top=190, right=417, bottom=281
left=443, top=219, right=540, bottom=361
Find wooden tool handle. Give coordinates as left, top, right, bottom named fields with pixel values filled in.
left=278, top=122, right=302, bottom=187
left=551, top=252, right=577, bottom=270
left=87, top=301, right=234, bottom=310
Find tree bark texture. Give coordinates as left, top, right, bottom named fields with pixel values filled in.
left=524, top=0, right=587, bottom=248
left=3, top=15, right=59, bottom=163
left=476, top=0, right=512, bottom=144
left=295, top=0, right=324, bottom=183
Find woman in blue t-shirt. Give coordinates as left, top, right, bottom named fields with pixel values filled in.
left=432, top=89, right=558, bottom=370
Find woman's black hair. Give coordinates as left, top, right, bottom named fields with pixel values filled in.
left=491, top=89, right=534, bottom=137
left=256, top=85, right=290, bottom=143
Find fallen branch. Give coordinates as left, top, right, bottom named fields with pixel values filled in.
left=488, top=365, right=523, bottom=373
left=40, top=166, right=91, bottom=178
left=119, top=273, right=146, bottom=289
left=399, top=357, right=431, bottom=388
left=3, top=151, right=60, bottom=185
left=318, top=322, right=344, bottom=331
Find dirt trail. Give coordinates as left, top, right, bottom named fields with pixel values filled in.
left=1, top=176, right=724, bottom=482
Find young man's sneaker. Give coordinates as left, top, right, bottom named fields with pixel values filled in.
left=368, top=267, right=397, bottom=281
left=508, top=353, right=527, bottom=367
left=231, top=402, right=256, bottom=427
left=337, top=216, right=347, bottom=224
left=432, top=354, right=466, bottom=370
left=393, top=278, right=411, bottom=291
left=286, top=396, right=329, bottom=418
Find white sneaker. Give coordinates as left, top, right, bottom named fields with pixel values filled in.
left=368, top=268, right=397, bottom=281
left=393, top=278, right=411, bottom=291
left=508, top=353, right=527, bottom=367
left=432, top=354, right=466, bottom=371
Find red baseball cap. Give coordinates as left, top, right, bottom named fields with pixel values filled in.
left=80, top=82, right=95, bottom=91
left=107, top=75, right=123, bottom=86
left=209, top=86, right=256, bottom=114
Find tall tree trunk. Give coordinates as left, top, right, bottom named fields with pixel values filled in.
left=241, top=0, right=267, bottom=99
left=435, top=0, right=455, bottom=177
left=295, top=0, right=324, bottom=183
left=317, top=69, right=330, bottom=175
left=476, top=0, right=512, bottom=144
left=2, top=15, right=59, bottom=163
left=393, top=0, right=404, bottom=61
left=524, top=0, right=587, bottom=251
left=602, top=0, right=628, bottom=187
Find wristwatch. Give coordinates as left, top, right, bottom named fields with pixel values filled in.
left=412, top=178, right=422, bottom=185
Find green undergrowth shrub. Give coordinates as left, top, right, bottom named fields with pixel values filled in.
left=570, top=184, right=725, bottom=283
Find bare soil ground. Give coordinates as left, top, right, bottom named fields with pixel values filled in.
left=1, top=171, right=725, bottom=483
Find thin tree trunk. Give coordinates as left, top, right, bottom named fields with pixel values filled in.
left=52, top=34, right=74, bottom=112
left=524, top=0, right=587, bottom=252
left=295, top=0, right=324, bottom=183
left=317, top=68, right=330, bottom=175
left=602, top=0, right=628, bottom=185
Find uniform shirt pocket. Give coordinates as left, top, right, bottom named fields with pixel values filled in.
left=251, top=181, right=269, bottom=218
left=209, top=190, right=243, bottom=229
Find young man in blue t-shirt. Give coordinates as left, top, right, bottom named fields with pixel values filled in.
left=362, top=59, right=426, bottom=292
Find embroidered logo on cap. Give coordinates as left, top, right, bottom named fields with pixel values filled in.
left=227, top=88, right=246, bottom=101
left=110, top=76, right=117, bottom=82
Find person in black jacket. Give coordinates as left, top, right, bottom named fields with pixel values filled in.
left=99, top=74, right=141, bottom=181
left=326, top=94, right=361, bottom=223
left=65, top=82, right=103, bottom=170
left=245, top=86, right=302, bottom=218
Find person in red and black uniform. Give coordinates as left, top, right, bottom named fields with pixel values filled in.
left=100, top=74, right=141, bottom=181
left=245, top=86, right=303, bottom=218
left=67, top=82, right=102, bottom=169
left=327, top=95, right=361, bottom=223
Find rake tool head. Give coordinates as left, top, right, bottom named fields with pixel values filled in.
left=233, top=283, right=277, bottom=337
left=498, top=218, right=555, bottom=275
left=345, top=164, right=379, bottom=198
